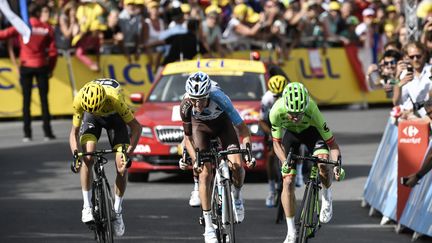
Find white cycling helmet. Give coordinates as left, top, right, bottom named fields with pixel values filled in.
left=185, top=71, right=212, bottom=98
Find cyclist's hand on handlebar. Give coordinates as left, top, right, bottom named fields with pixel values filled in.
left=245, top=157, right=256, bottom=168
left=244, top=143, right=256, bottom=168
left=193, top=162, right=203, bottom=174
left=178, top=157, right=189, bottom=170
left=333, top=156, right=345, bottom=181
left=71, top=150, right=82, bottom=173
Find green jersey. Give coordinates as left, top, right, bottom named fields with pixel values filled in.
left=269, top=97, right=334, bottom=143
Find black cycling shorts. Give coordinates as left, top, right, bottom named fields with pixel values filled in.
left=79, top=112, right=130, bottom=148
left=282, top=126, right=328, bottom=156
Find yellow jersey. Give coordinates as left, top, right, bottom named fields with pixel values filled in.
left=72, top=80, right=134, bottom=127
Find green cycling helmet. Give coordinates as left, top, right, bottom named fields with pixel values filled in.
left=283, top=82, right=309, bottom=113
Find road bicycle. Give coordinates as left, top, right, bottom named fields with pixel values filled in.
left=283, top=150, right=341, bottom=243
left=71, top=145, right=130, bottom=243
left=195, top=141, right=254, bottom=243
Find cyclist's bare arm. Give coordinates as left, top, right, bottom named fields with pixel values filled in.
left=235, top=121, right=251, bottom=147
left=127, top=118, right=141, bottom=155
left=272, top=139, right=287, bottom=165
left=183, top=135, right=197, bottom=162
left=69, top=124, right=80, bottom=154
left=258, top=119, right=271, bottom=135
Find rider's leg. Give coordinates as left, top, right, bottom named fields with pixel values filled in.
left=266, top=147, right=278, bottom=206
left=114, top=148, right=127, bottom=213
left=281, top=174, right=296, bottom=237
left=199, top=162, right=214, bottom=234
left=81, top=141, right=96, bottom=208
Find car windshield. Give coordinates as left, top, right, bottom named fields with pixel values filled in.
left=148, top=73, right=266, bottom=102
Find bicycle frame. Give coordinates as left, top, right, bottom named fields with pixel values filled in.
left=285, top=151, right=340, bottom=243
left=196, top=142, right=251, bottom=243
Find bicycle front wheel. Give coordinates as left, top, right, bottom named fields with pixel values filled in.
left=211, top=183, right=223, bottom=243
left=223, top=182, right=235, bottom=243
left=298, top=182, right=318, bottom=243
left=101, top=179, right=114, bottom=243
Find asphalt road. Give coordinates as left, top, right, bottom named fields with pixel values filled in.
left=0, top=107, right=430, bottom=243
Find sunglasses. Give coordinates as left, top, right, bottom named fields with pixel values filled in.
left=190, top=97, right=208, bottom=104
left=288, top=112, right=304, bottom=118
left=383, top=60, right=396, bottom=66
left=408, top=54, right=422, bottom=60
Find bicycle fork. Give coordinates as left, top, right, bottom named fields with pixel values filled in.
left=217, top=159, right=231, bottom=224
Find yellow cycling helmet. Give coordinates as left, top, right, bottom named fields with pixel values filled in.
left=268, top=75, right=288, bottom=95
left=80, top=82, right=106, bottom=113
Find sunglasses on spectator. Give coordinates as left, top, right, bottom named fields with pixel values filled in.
left=383, top=60, right=396, bottom=66
left=408, top=54, right=422, bottom=60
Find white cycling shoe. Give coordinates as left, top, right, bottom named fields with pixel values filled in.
left=265, top=192, right=276, bottom=208
left=234, top=198, right=245, bottom=223
left=203, top=228, right=218, bottom=243
left=81, top=207, right=94, bottom=223
left=319, top=196, right=333, bottom=223
left=189, top=190, right=201, bottom=207
left=114, top=212, right=125, bottom=236
left=283, top=234, right=297, bottom=243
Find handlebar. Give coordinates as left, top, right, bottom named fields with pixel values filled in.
left=71, top=145, right=131, bottom=173
left=194, top=143, right=253, bottom=171
left=285, top=150, right=341, bottom=167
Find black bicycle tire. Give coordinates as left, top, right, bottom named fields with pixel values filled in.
left=223, top=182, right=235, bottom=243
left=211, top=181, right=223, bottom=242
left=298, top=181, right=315, bottom=243
left=92, top=181, right=104, bottom=243
left=102, top=179, right=114, bottom=243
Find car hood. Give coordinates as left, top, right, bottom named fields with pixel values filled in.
left=135, top=101, right=261, bottom=126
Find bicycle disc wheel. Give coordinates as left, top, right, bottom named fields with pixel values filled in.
left=211, top=183, right=223, bottom=242
left=223, top=182, right=235, bottom=243
left=101, top=179, right=114, bottom=243
left=298, top=182, right=316, bottom=243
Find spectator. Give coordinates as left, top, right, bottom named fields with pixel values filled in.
left=57, top=1, right=79, bottom=51
left=101, top=9, right=123, bottom=54
left=393, top=41, right=432, bottom=118
left=339, top=16, right=361, bottom=46
left=355, top=8, right=377, bottom=76
left=366, top=49, right=402, bottom=96
left=320, top=1, right=345, bottom=46
left=420, top=18, right=432, bottom=64
left=118, top=0, right=148, bottom=63
left=148, top=18, right=208, bottom=66
left=202, top=5, right=224, bottom=56
left=73, top=0, right=106, bottom=72
left=221, top=3, right=265, bottom=50
left=145, top=1, right=166, bottom=70
left=0, top=3, right=57, bottom=142
left=297, top=0, right=329, bottom=48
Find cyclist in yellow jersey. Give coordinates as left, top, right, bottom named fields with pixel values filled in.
left=69, top=78, right=142, bottom=237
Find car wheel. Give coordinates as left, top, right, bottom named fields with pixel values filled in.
left=128, top=172, right=149, bottom=182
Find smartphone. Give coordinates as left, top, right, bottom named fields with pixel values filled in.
left=369, top=70, right=380, bottom=84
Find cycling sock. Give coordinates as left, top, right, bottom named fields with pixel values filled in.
left=296, top=163, right=303, bottom=178
left=203, top=210, right=213, bottom=231
left=233, top=186, right=242, bottom=200
left=322, top=187, right=332, bottom=202
left=82, top=190, right=92, bottom=208
left=268, top=179, right=275, bottom=193
left=114, top=195, right=123, bottom=213
left=286, top=216, right=295, bottom=235
left=193, top=176, right=199, bottom=191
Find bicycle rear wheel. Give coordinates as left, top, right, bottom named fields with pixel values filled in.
left=223, top=182, right=235, bottom=243
left=101, top=178, right=114, bottom=243
left=298, top=182, right=318, bottom=243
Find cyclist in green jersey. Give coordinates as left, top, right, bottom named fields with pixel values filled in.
left=269, top=82, right=343, bottom=243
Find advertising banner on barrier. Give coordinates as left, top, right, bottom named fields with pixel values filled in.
left=363, top=118, right=398, bottom=220
left=397, top=120, right=430, bottom=220
left=399, top=141, right=432, bottom=237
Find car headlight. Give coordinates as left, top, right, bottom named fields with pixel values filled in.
left=248, top=123, right=264, bottom=136
left=141, top=126, right=153, bottom=138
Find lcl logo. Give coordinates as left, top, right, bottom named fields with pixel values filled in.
left=403, top=126, right=419, bottom=137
